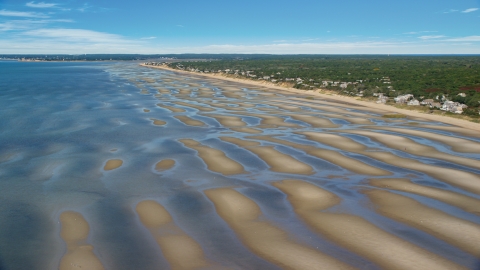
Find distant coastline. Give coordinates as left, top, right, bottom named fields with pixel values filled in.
left=140, top=63, right=480, bottom=131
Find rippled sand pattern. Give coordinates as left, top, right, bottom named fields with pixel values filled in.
left=1, top=62, right=479, bottom=269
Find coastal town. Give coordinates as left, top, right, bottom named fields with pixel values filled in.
left=144, top=61, right=476, bottom=116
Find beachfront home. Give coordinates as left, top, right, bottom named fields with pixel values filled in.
left=407, top=99, right=420, bottom=106
left=394, top=94, right=414, bottom=104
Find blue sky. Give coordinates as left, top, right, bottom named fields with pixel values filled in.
left=0, top=0, right=479, bottom=54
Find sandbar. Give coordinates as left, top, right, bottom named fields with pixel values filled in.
left=179, top=139, right=245, bottom=175
left=174, top=116, right=206, bottom=127
left=366, top=126, right=480, bottom=153
left=156, top=104, right=186, bottom=113
left=220, top=137, right=314, bottom=175
left=248, top=135, right=391, bottom=176
left=341, top=130, right=480, bottom=169
left=272, top=180, right=464, bottom=270
left=365, top=189, right=480, bottom=255
left=59, top=211, right=104, bottom=270
left=150, top=118, right=166, bottom=126
left=104, top=159, right=123, bottom=171
left=369, top=178, right=480, bottom=215
left=155, top=159, right=176, bottom=172
left=136, top=200, right=210, bottom=269
left=205, top=188, right=354, bottom=270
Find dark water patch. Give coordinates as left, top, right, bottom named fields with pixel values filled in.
left=0, top=200, right=57, bottom=270
left=90, top=196, right=168, bottom=270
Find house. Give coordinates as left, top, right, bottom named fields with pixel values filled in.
left=420, top=99, right=434, bottom=106
left=407, top=99, right=420, bottom=106
left=394, top=94, right=414, bottom=104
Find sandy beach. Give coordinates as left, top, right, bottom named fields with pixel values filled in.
left=141, top=64, right=480, bottom=132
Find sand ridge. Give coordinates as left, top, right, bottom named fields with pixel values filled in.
left=155, top=159, right=176, bottom=172
left=136, top=200, right=211, bottom=269
left=174, top=115, right=206, bottom=127
left=59, top=211, right=104, bottom=270
left=272, top=180, right=466, bottom=270
left=369, top=178, right=480, bottom=215
left=220, top=136, right=314, bottom=175
left=103, top=159, right=123, bottom=171
left=365, top=189, right=480, bottom=256
left=179, top=139, right=245, bottom=175
left=204, top=188, right=354, bottom=270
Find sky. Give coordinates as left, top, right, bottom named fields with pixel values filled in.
left=0, top=0, right=479, bottom=54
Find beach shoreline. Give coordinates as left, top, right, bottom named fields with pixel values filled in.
left=140, top=64, right=480, bottom=132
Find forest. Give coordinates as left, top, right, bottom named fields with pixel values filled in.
left=166, top=55, right=480, bottom=111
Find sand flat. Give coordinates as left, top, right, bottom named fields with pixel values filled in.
left=364, top=151, right=480, bottom=195
left=406, top=124, right=480, bottom=138
left=220, top=137, right=314, bottom=175
left=173, top=101, right=215, bottom=112
left=365, top=189, right=480, bottom=255
left=203, top=114, right=247, bottom=127
left=341, top=130, right=480, bottom=169
left=174, top=116, right=206, bottom=127
left=155, top=159, right=176, bottom=172
left=136, top=200, right=210, bottom=269
left=369, top=178, right=480, bottom=215
left=104, top=159, right=123, bottom=171
left=299, top=132, right=480, bottom=194
left=179, top=139, right=245, bottom=175
left=272, top=180, right=465, bottom=270
left=238, top=113, right=302, bottom=128
left=230, top=127, right=263, bottom=134
left=156, top=104, right=186, bottom=113
left=248, top=135, right=391, bottom=176
left=367, top=126, right=480, bottom=153
left=150, top=118, right=166, bottom=126
left=59, top=211, right=104, bottom=270
left=286, top=114, right=339, bottom=128
left=204, top=188, right=354, bottom=270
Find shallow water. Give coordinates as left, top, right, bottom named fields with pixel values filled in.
left=1, top=61, right=479, bottom=269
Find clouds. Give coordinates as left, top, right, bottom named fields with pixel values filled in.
left=418, top=35, right=446, bottom=40
left=26, top=2, right=59, bottom=8
left=23, top=28, right=136, bottom=44
left=0, top=9, right=49, bottom=18
left=461, top=8, right=478, bottom=13
left=444, top=7, right=478, bottom=14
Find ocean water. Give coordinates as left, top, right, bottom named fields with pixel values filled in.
left=1, top=61, right=479, bottom=269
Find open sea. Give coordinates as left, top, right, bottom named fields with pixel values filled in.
left=1, top=60, right=479, bottom=270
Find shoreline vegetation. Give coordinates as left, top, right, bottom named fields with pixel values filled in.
left=140, top=63, right=480, bottom=132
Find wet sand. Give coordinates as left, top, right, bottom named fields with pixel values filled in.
left=205, top=188, right=354, bottom=270
left=300, top=132, right=480, bottom=194
left=248, top=135, right=391, bottom=176
left=366, top=126, right=480, bottom=153
left=103, top=159, right=123, bottom=171
left=136, top=200, right=211, bottom=269
left=179, top=139, right=245, bottom=175
left=155, top=159, right=176, bottom=172
left=203, top=114, right=247, bottom=127
left=174, top=116, right=206, bottom=127
left=273, top=180, right=465, bottom=270
left=369, top=178, right=480, bottom=215
left=150, top=118, right=166, bottom=126
left=365, top=189, right=480, bottom=255
left=59, top=212, right=104, bottom=270
left=220, top=136, right=314, bottom=175
left=157, top=104, right=186, bottom=113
